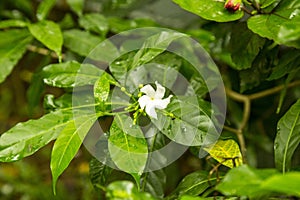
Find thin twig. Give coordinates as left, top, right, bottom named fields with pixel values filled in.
left=248, top=80, right=300, bottom=100
left=27, top=44, right=65, bottom=60
left=224, top=80, right=300, bottom=163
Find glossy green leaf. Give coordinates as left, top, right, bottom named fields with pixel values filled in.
left=51, top=116, right=97, bottom=194
left=261, top=172, right=300, bottom=197
left=106, top=181, right=157, bottom=200
left=0, top=29, right=32, bottom=83
left=216, top=165, right=277, bottom=198
left=247, top=1, right=300, bottom=48
left=89, top=158, right=113, bottom=190
left=94, top=72, right=116, bottom=111
left=239, top=42, right=276, bottom=92
left=180, top=196, right=206, bottom=200
left=260, top=0, right=280, bottom=9
left=131, top=31, right=185, bottom=69
left=42, top=61, right=103, bottom=88
left=0, top=19, right=27, bottom=29
left=110, top=31, right=185, bottom=82
left=79, top=13, right=109, bottom=36
left=204, top=139, right=243, bottom=168
left=28, top=20, right=63, bottom=59
left=108, top=114, right=148, bottom=174
left=0, top=110, right=73, bottom=162
left=66, top=0, right=84, bottom=16
left=141, top=132, right=167, bottom=198
left=167, top=171, right=215, bottom=200
left=267, top=49, right=300, bottom=80
left=63, top=29, right=102, bottom=57
left=154, top=97, right=219, bottom=146
left=173, top=0, right=244, bottom=22
left=274, top=99, right=300, bottom=173
left=229, top=23, right=265, bottom=70
left=63, top=29, right=119, bottom=61
left=36, top=0, right=56, bottom=21
left=217, top=165, right=300, bottom=198
left=278, top=16, right=300, bottom=45
left=108, top=17, right=158, bottom=33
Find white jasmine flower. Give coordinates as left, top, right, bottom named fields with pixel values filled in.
left=138, top=81, right=173, bottom=119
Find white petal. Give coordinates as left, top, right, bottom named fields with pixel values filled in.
left=154, top=81, right=165, bottom=99
left=145, top=104, right=158, bottom=119
left=155, top=95, right=173, bottom=109
left=138, top=95, right=151, bottom=109
left=140, top=84, right=155, bottom=97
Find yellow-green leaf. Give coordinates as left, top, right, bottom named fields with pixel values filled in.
left=204, top=139, right=243, bottom=168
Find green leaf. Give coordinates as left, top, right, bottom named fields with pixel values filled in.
left=27, top=69, right=46, bottom=115
left=261, top=172, right=300, bottom=197
left=63, top=29, right=101, bottom=56
left=106, top=181, right=157, bottom=200
left=0, top=29, right=32, bottom=83
left=239, top=41, right=276, bottom=92
left=277, top=16, right=300, bottom=46
left=247, top=1, right=300, bottom=48
left=216, top=165, right=278, bottom=198
left=217, top=165, right=300, bottom=198
left=0, top=19, right=27, bottom=29
left=28, top=20, right=63, bottom=60
left=180, top=196, right=206, bottom=200
left=63, top=29, right=119, bottom=61
left=0, top=110, right=73, bottom=162
left=167, top=171, right=214, bottom=200
left=66, top=0, right=84, bottom=16
left=79, top=13, right=109, bottom=36
left=173, top=0, right=244, bottom=22
left=110, top=31, right=185, bottom=82
left=274, top=99, right=300, bottom=173
left=267, top=49, right=300, bottom=80
left=94, top=72, right=116, bottom=111
left=204, top=139, right=243, bottom=168
left=131, top=31, right=185, bottom=69
left=36, top=0, right=56, bottom=21
left=229, top=23, right=265, bottom=70
left=89, top=158, right=113, bottom=190
left=260, top=0, right=280, bottom=9
left=108, top=17, right=158, bottom=33
left=141, top=132, right=167, bottom=198
left=42, top=61, right=104, bottom=88
left=155, top=97, right=219, bottom=146
left=108, top=114, right=148, bottom=174
left=51, top=116, right=97, bottom=194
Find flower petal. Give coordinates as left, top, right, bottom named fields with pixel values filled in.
left=154, top=81, right=165, bottom=99
left=155, top=95, right=173, bottom=109
left=140, top=84, right=155, bottom=97
left=138, top=95, right=151, bottom=109
left=145, top=103, right=158, bottom=119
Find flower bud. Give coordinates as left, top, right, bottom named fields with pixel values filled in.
left=224, top=0, right=241, bottom=12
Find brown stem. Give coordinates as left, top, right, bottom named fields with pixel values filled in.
left=224, top=80, right=300, bottom=164
left=248, top=80, right=300, bottom=100
left=27, top=45, right=65, bottom=60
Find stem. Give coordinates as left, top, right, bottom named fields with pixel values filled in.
left=248, top=80, right=300, bottom=100
left=241, top=6, right=253, bottom=15
left=224, top=80, right=300, bottom=163
left=27, top=44, right=65, bottom=60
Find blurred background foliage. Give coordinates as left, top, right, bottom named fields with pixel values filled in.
left=0, top=0, right=299, bottom=199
